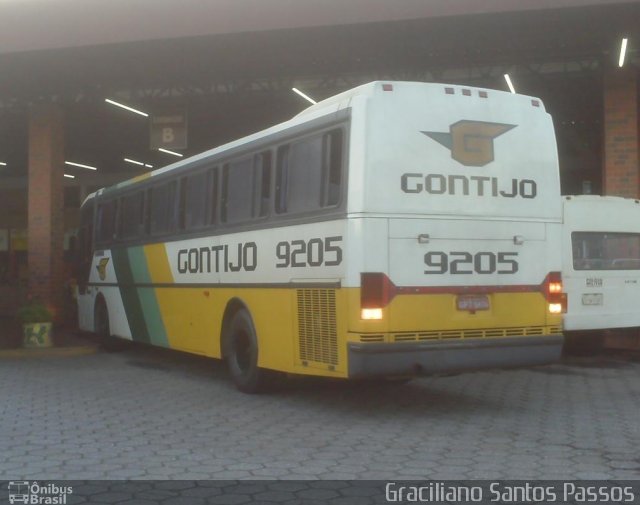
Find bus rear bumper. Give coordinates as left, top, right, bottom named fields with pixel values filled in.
left=347, top=335, right=563, bottom=378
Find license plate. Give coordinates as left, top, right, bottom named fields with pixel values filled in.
left=582, top=293, right=603, bottom=306
left=457, top=295, right=490, bottom=311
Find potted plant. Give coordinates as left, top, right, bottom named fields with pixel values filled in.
left=18, top=300, right=53, bottom=348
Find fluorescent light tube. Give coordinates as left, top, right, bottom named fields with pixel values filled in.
left=105, top=98, right=149, bottom=117
left=65, top=161, right=97, bottom=170
left=619, top=38, right=628, bottom=67
left=158, top=148, right=183, bottom=157
left=504, top=74, right=516, bottom=94
left=292, top=87, right=317, bottom=105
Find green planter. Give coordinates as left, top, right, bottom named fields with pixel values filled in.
left=22, top=322, right=53, bottom=348
left=18, top=302, right=54, bottom=348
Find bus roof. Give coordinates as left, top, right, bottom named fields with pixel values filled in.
left=86, top=80, right=546, bottom=203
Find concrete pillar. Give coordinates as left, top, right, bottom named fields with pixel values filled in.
left=27, top=104, right=65, bottom=318
left=602, top=67, right=639, bottom=197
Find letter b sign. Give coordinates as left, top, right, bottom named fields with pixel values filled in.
left=150, top=110, right=187, bottom=150
left=162, top=127, right=175, bottom=144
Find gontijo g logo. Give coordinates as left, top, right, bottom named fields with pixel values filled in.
left=96, top=257, right=110, bottom=281
left=423, top=120, right=516, bottom=167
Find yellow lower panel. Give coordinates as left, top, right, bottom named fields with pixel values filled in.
left=152, top=286, right=349, bottom=378
left=147, top=286, right=561, bottom=380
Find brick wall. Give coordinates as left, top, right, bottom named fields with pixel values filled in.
left=603, top=67, right=639, bottom=197
left=27, top=104, right=65, bottom=319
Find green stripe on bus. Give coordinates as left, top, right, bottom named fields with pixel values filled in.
left=127, top=247, right=170, bottom=348
left=111, top=248, right=151, bottom=344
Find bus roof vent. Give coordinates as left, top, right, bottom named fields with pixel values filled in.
left=382, top=83, right=393, bottom=91
left=479, top=90, right=488, bottom=98
left=531, top=99, right=540, bottom=107
left=445, top=87, right=454, bottom=95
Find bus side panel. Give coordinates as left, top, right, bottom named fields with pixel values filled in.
left=136, top=221, right=350, bottom=375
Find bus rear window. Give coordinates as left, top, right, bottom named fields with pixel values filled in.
left=572, top=232, right=640, bottom=270
left=276, top=128, right=343, bottom=215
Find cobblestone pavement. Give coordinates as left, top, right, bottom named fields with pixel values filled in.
left=0, top=342, right=639, bottom=481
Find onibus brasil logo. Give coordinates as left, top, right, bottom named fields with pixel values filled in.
left=8, top=481, right=73, bottom=504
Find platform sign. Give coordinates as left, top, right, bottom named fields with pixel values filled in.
left=150, top=109, right=187, bottom=150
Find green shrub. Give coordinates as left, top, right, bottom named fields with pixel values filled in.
left=18, top=302, right=53, bottom=324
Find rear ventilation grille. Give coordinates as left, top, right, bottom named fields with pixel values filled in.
left=297, top=289, right=338, bottom=365
left=393, top=326, right=559, bottom=342
left=360, top=334, right=385, bottom=343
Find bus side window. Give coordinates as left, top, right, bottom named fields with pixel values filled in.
left=254, top=151, right=271, bottom=218
left=182, top=171, right=211, bottom=230
left=209, top=167, right=218, bottom=225
left=275, top=145, right=289, bottom=214
left=120, top=191, right=145, bottom=240
left=275, top=129, right=342, bottom=215
left=96, top=200, right=117, bottom=244
left=149, top=181, right=179, bottom=235
left=222, top=157, right=254, bottom=223
left=287, top=134, right=324, bottom=214
left=325, top=129, right=343, bottom=207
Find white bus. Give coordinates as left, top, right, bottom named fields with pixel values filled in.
left=76, top=81, right=565, bottom=392
left=563, top=195, right=640, bottom=333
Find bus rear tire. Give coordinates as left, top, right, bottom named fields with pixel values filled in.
left=226, top=309, right=271, bottom=394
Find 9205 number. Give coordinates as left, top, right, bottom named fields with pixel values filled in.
left=276, top=236, right=342, bottom=268
left=424, top=251, right=518, bottom=275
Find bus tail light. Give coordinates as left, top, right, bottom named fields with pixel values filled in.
left=544, top=271, right=567, bottom=314
left=361, top=308, right=383, bottom=320
left=360, top=273, right=395, bottom=319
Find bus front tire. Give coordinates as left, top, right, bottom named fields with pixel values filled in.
left=94, top=299, right=110, bottom=338
left=226, top=310, right=271, bottom=394
left=94, top=299, right=126, bottom=351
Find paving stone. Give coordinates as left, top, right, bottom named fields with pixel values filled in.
left=0, top=346, right=638, bottom=483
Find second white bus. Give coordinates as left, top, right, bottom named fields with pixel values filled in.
left=563, top=195, right=640, bottom=331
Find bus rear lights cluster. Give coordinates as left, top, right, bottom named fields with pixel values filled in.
left=360, top=272, right=396, bottom=320
left=544, top=272, right=567, bottom=314
left=548, top=303, right=564, bottom=315
left=361, top=308, right=383, bottom=320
